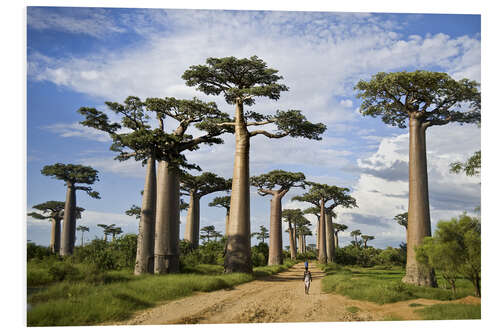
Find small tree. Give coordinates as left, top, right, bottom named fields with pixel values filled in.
left=251, top=170, right=305, bottom=265
left=76, top=225, right=89, bottom=247
left=181, top=172, right=231, bottom=248
left=208, top=196, right=231, bottom=236
left=355, top=70, right=480, bottom=286
left=97, top=224, right=115, bottom=242
left=361, top=235, right=375, bottom=248
left=28, top=201, right=84, bottom=254
left=200, top=225, right=217, bottom=243
left=183, top=55, right=326, bottom=273
left=416, top=213, right=481, bottom=296
left=394, top=212, right=408, bottom=229
left=332, top=223, right=348, bottom=249
left=350, top=230, right=362, bottom=248
left=251, top=225, right=270, bottom=244
left=41, top=164, right=100, bottom=256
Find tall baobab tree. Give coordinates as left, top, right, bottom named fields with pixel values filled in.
left=182, top=56, right=326, bottom=273
left=355, top=71, right=480, bottom=286
left=332, top=223, right=348, bottom=249
left=293, top=183, right=357, bottom=264
left=250, top=170, right=305, bottom=265
left=80, top=96, right=230, bottom=274
left=181, top=172, right=231, bottom=248
left=361, top=235, right=375, bottom=248
left=208, top=196, right=231, bottom=236
left=350, top=229, right=362, bottom=248
left=28, top=201, right=84, bottom=253
left=76, top=225, right=89, bottom=246
left=295, top=221, right=312, bottom=254
left=303, top=206, right=321, bottom=253
left=41, top=164, right=100, bottom=256
left=98, top=224, right=115, bottom=242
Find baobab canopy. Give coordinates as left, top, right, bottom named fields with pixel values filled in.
left=355, top=71, right=481, bottom=128
left=41, top=163, right=100, bottom=198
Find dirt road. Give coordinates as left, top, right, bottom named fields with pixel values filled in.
left=108, top=263, right=479, bottom=325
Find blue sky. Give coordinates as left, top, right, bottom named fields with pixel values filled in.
left=26, top=6, right=481, bottom=248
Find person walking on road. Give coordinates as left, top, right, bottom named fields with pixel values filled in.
left=304, top=267, right=312, bottom=295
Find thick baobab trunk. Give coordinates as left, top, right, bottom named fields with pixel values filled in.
left=325, top=213, right=335, bottom=263
left=154, top=162, right=181, bottom=274
left=268, top=194, right=283, bottom=265
left=225, top=100, right=252, bottom=273
left=184, top=192, right=200, bottom=248
left=224, top=209, right=230, bottom=237
left=288, top=221, right=297, bottom=260
left=134, top=156, right=157, bottom=275
left=61, top=182, right=76, bottom=256
left=316, top=219, right=320, bottom=254
left=402, top=117, right=437, bottom=287
left=49, top=218, right=61, bottom=254
left=318, top=200, right=327, bottom=264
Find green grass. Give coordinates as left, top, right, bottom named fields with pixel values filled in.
left=27, top=261, right=298, bottom=326
left=415, top=304, right=481, bottom=320
left=346, top=306, right=360, bottom=313
left=409, top=303, right=424, bottom=307
left=28, top=272, right=253, bottom=326
left=321, top=264, right=476, bottom=304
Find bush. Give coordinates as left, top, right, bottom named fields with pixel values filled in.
left=180, top=239, right=225, bottom=270
left=27, top=242, right=53, bottom=261
left=251, top=242, right=269, bottom=267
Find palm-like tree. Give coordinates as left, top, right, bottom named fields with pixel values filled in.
left=350, top=229, right=362, bottom=248
left=361, top=235, right=375, bottom=248
left=251, top=225, right=270, bottom=244
left=76, top=225, right=89, bottom=246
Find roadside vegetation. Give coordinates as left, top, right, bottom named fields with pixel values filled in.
left=27, top=236, right=296, bottom=326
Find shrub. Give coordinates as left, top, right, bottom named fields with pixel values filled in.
left=27, top=242, right=53, bottom=261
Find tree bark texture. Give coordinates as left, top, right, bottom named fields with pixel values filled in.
left=154, top=162, right=180, bottom=274
left=288, top=221, right=297, bottom=260
left=318, top=200, right=327, bottom=264
left=325, top=213, right=335, bottom=263
left=224, top=101, right=252, bottom=273
left=134, top=157, right=156, bottom=275
left=402, top=117, right=437, bottom=287
left=61, top=183, right=76, bottom=256
left=334, top=232, right=339, bottom=249
left=184, top=193, right=200, bottom=248
left=224, top=210, right=230, bottom=237
left=49, top=218, right=61, bottom=254
left=268, top=194, right=283, bottom=265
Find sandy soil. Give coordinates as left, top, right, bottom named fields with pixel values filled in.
left=105, top=263, right=480, bottom=325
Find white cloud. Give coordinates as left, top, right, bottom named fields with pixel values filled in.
left=43, top=122, right=112, bottom=142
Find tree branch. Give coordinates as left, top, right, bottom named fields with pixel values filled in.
left=249, top=130, right=288, bottom=138
left=246, top=119, right=276, bottom=127
left=257, top=188, right=274, bottom=196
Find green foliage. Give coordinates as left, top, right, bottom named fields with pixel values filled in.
left=450, top=150, right=481, bottom=176
left=273, top=110, right=326, bottom=140
left=208, top=195, right=231, bottom=210
left=416, top=213, right=481, bottom=296
left=377, top=246, right=406, bottom=267
left=250, top=169, right=305, bottom=193
left=394, top=212, right=408, bottom=229
left=293, top=182, right=357, bottom=214
left=180, top=239, right=225, bottom=269
left=41, top=163, right=100, bottom=198
left=27, top=272, right=253, bottom=326
left=321, top=265, right=475, bottom=304
left=182, top=55, right=289, bottom=106
left=27, top=242, right=53, bottom=261
left=415, top=303, right=480, bottom=320
left=180, top=172, right=231, bottom=197
left=251, top=225, right=270, bottom=244
left=355, top=71, right=481, bottom=129
left=251, top=242, right=269, bottom=267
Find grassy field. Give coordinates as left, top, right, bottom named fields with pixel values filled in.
left=27, top=260, right=297, bottom=326
left=320, top=263, right=480, bottom=320
left=320, top=263, right=476, bottom=304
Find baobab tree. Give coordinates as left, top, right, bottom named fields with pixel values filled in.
left=27, top=201, right=84, bottom=253
left=282, top=209, right=305, bottom=260
left=41, top=164, right=100, bottom=256
left=361, top=235, right=375, bottom=248
left=208, top=196, right=231, bottom=236
left=183, top=55, right=326, bottom=273
left=98, top=224, right=115, bottom=242
left=303, top=206, right=321, bottom=253
left=200, top=225, right=220, bottom=243
left=251, top=225, right=270, bottom=244
left=295, top=222, right=312, bottom=254
left=76, top=225, right=89, bottom=246
left=293, top=183, right=357, bottom=264
left=355, top=71, right=480, bottom=286
left=350, top=230, right=362, bottom=248
left=250, top=170, right=305, bottom=265
left=181, top=172, right=231, bottom=248
left=332, top=223, right=348, bottom=249
left=80, top=96, right=231, bottom=274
